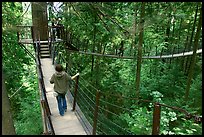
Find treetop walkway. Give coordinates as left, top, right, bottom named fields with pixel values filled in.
left=16, top=25, right=202, bottom=135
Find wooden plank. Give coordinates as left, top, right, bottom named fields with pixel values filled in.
left=40, top=58, right=87, bottom=135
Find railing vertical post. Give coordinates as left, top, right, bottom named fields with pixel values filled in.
left=59, top=52, right=61, bottom=64
left=31, top=26, right=34, bottom=41
left=92, top=91, right=101, bottom=135
left=17, top=31, right=20, bottom=42
left=160, top=48, right=163, bottom=58
left=52, top=43, right=55, bottom=65
left=41, top=100, right=49, bottom=135
left=72, top=75, right=79, bottom=111
left=155, top=46, right=157, bottom=56
left=65, top=62, right=68, bottom=73
left=172, top=47, right=175, bottom=57
left=152, top=103, right=161, bottom=135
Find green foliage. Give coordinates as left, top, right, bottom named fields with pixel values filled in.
left=172, top=119, right=202, bottom=135
left=14, top=99, right=43, bottom=135
left=189, top=73, right=202, bottom=113
left=120, top=106, right=152, bottom=135
left=159, top=109, right=177, bottom=135
left=2, top=2, right=43, bottom=134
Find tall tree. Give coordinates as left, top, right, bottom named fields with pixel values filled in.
left=31, top=2, right=48, bottom=41
left=184, top=3, right=199, bottom=74
left=2, top=72, right=16, bottom=135
left=185, top=3, right=202, bottom=101
left=130, top=3, right=138, bottom=56
left=135, top=2, right=145, bottom=98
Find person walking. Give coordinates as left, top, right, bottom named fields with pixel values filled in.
left=50, top=64, right=79, bottom=116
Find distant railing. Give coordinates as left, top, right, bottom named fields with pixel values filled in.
left=48, top=25, right=65, bottom=41
left=16, top=25, right=34, bottom=44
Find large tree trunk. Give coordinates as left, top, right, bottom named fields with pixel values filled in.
left=185, top=3, right=202, bottom=101
left=135, top=2, right=145, bottom=98
left=2, top=72, right=16, bottom=135
left=31, top=2, right=48, bottom=41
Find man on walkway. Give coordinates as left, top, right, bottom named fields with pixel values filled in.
left=50, top=64, right=79, bottom=116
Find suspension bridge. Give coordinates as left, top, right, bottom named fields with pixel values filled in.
left=16, top=25, right=202, bottom=135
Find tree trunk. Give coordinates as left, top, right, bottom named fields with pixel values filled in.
left=135, top=2, right=145, bottom=98
left=165, top=12, right=171, bottom=45
left=91, top=15, right=97, bottom=75
left=2, top=72, right=16, bottom=135
left=95, top=42, right=102, bottom=87
left=185, top=3, right=202, bottom=101
left=130, top=3, right=138, bottom=56
left=185, top=3, right=199, bottom=75
left=31, top=2, right=48, bottom=41
left=163, top=4, right=172, bottom=64
left=178, top=18, right=183, bottom=41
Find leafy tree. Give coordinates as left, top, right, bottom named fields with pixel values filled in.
left=2, top=2, right=43, bottom=134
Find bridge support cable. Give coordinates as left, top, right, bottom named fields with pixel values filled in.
left=18, top=43, right=36, bottom=61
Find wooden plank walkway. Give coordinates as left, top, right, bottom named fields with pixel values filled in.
left=40, top=58, right=87, bottom=135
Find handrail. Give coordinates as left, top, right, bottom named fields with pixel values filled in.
left=35, top=40, right=55, bottom=135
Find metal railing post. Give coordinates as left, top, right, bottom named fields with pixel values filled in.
left=156, top=46, right=157, bottom=56
left=172, top=47, right=175, bottom=57
left=52, top=43, right=55, bottom=65
left=92, top=91, right=101, bottom=135
left=17, top=31, right=20, bottom=42
left=41, top=100, right=49, bottom=135
left=160, top=48, right=163, bottom=58
left=72, top=75, right=79, bottom=111
left=58, top=52, right=62, bottom=64
left=152, top=103, right=161, bottom=135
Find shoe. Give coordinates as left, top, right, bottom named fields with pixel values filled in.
left=64, top=109, right=67, bottom=112
left=60, top=113, right=64, bottom=116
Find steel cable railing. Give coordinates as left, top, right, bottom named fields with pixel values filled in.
left=54, top=40, right=202, bottom=135
left=35, top=39, right=55, bottom=135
